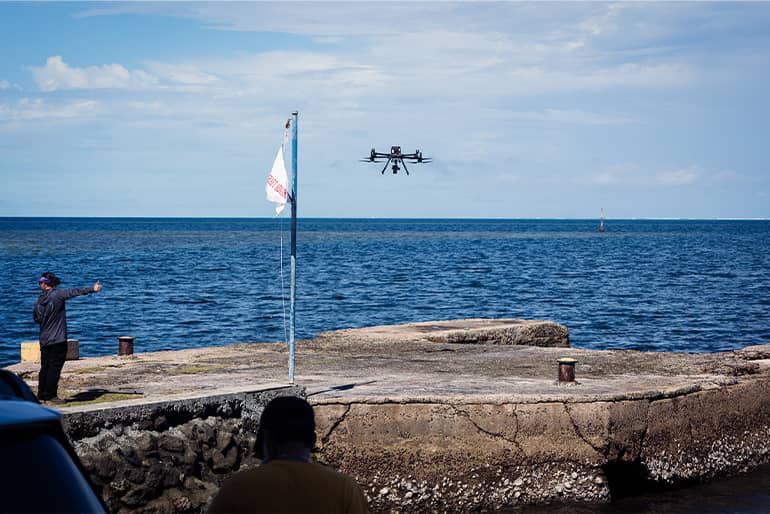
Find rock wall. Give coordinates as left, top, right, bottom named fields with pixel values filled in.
left=63, top=377, right=770, bottom=513
left=66, top=387, right=301, bottom=514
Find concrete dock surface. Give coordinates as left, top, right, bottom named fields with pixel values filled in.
left=7, top=318, right=768, bottom=407
left=6, top=318, right=770, bottom=512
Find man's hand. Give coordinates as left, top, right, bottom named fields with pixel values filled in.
left=93, top=281, right=102, bottom=292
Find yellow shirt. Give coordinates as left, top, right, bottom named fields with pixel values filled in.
left=207, top=460, right=370, bottom=513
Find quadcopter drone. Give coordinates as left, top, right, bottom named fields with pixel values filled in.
left=360, top=146, right=432, bottom=175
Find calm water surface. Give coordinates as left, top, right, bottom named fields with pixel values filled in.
left=1, top=218, right=769, bottom=366
left=1, top=217, right=769, bottom=512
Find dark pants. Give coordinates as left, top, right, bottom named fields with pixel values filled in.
left=38, top=342, right=67, bottom=400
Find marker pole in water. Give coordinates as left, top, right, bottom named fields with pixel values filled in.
left=289, top=111, right=298, bottom=384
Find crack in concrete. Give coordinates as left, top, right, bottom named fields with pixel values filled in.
left=319, top=404, right=351, bottom=447
left=450, top=404, right=528, bottom=458
left=564, top=403, right=605, bottom=457
left=636, top=400, right=651, bottom=462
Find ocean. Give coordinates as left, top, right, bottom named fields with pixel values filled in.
left=1, top=217, right=769, bottom=367
left=1, top=217, right=769, bottom=510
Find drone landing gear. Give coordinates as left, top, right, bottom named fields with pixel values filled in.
left=363, top=146, right=430, bottom=176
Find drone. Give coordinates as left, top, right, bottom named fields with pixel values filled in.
left=360, top=146, right=432, bottom=175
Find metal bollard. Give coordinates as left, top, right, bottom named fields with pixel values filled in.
left=557, top=357, right=577, bottom=383
left=118, top=336, right=135, bottom=356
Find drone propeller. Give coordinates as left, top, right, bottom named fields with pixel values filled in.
left=361, top=146, right=431, bottom=175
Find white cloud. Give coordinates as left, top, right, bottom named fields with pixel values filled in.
left=71, top=3, right=701, bottom=98
left=578, top=3, right=626, bottom=37
left=655, top=167, right=699, bottom=186
left=0, top=98, right=100, bottom=121
left=508, top=109, right=635, bottom=125
left=491, top=62, right=693, bottom=96
left=32, top=56, right=158, bottom=92
left=711, top=169, right=739, bottom=182
left=32, top=3, right=700, bottom=109
left=585, top=172, right=621, bottom=185
left=124, top=100, right=175, bottom=116
left=184, top=50, right=389, bottom=104
left=494, top=172, right=521, bottom=185
left=30, top=56, right=229, bottom=93
left=144, top=63, right=219, bottom=86
left=0, top=80, right=9, bottom=90
left=578, top=165, right=704, bottom=187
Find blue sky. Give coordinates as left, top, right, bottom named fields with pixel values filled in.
left=1, top=2, right=770, bottom=218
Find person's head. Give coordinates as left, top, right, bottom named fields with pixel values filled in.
left=38, top=272, right=61, bottom=290
left=255, top=396, right=317, bottom=461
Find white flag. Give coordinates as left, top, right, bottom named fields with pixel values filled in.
left=265, top=146, right=289, bottom=215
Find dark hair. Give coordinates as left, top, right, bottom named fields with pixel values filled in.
left=255, top=396, right=316, bottom=459
left=40, top=272, right=61, bottom=287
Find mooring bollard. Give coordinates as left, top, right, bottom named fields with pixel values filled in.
left=118, top=336, right=135, bottom=356
left=557, top=357, right=577, bottom=383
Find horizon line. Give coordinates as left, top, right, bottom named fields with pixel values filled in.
left=2, top=216, right=770, bottom=222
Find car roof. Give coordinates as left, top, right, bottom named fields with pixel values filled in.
left=0, top=400, right=61, bottom=431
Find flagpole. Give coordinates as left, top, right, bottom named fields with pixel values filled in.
left=289, top=111, right=298, bottom=384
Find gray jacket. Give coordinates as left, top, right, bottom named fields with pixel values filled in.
left=33, top=287, right=96, bottom=347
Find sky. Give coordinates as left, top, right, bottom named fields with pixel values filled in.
left=1, top=1, right=770, bottom=219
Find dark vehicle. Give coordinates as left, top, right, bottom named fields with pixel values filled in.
left=0, top=369, right=106, bottom=513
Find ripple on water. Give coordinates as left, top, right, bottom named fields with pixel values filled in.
left=1, top=218, right=769, bottom=366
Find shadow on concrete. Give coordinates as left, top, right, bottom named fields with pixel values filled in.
left=67, top=389, right=143, bottom=403
left=307, top=380, right=377, bottom=397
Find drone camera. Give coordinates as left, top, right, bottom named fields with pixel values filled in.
left=361, top=145, right=430, bottom=176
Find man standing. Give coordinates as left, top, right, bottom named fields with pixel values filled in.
left=208, top=396, right=370, bottom=513
left=34, top=271, right=102, bottom=404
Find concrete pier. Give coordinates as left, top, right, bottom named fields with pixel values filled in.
left=5, top=318, right=770, bottom=513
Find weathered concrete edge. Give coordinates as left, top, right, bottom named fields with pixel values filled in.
left=308, top=378, right=734, bottom=405
left=311, top=375, right=770, bottom=512
left=56, top=375, right=770, bottom=512
left=63, top=384, right=303, bottom=440
left=62, top=382, right=293, bottom=414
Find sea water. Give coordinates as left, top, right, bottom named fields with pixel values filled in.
left=1, top=217, right=769, bottom=511
left=1, top=217, right=769, bottom=367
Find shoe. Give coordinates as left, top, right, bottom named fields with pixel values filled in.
left=42, top=397, right=67, bottom=406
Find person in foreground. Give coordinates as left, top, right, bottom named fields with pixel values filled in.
left=207, top=396, right=370, bottom=513
left=34, top=271, right=102, bottom=404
